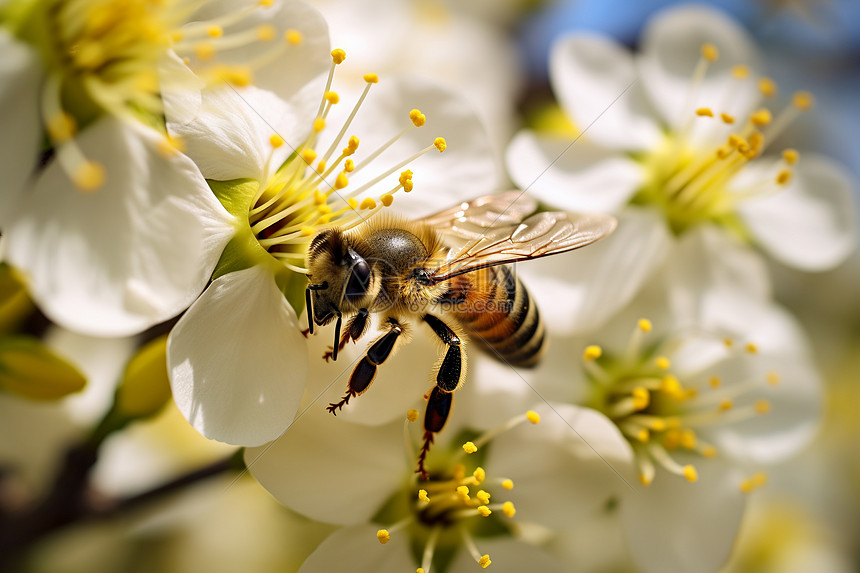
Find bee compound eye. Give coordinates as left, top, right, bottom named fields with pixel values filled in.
left=345, top=258, right=371, bottom=300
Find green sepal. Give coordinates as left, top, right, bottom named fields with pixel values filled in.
left=0, top=336, right=86, bottom=401
left=0, top=264, right=34, bottom=335
left=114, top=335, right=171, bottom=420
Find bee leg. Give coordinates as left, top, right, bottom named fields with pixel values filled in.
left=322, top=309, right=370, bottom=362
left=423, top=315, right=465, bottom=393
left=326, top=318, right=403, bottom=414
left=416, top=386, right=453, bottom=479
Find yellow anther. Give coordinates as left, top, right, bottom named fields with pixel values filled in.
left=766, top=372, right=780, bottom=386
left=680, top=429, right=697, bottom=449
left=256, top=25, right=275, bottom=42
left=750, top=109, right=772, bottom=126
left=719, top=399, right=733, bottom=411
left=695, top=107, right=714, bottom=117
left=300, top=227, right=316, bottom=236
left=301, top=149, right=317, bottom=164
left=418, top=489, right=429, bottom=503
left=344, top=159, right=355, bottom=172
left=683, top=465, right=698, bottom=483
left=334, top=173, right=349, bottom=190
left=399, top=170, right=413, bottom=185
left=317, top=204, right=332, bottom=215
left=407, top=409, right=419, bottom=422
left=462, top=441, right=478, bottom=454
left=638, top=318, right=652, bottom=332
left=660, top=375, right=682, bottom=397
left=709, top=376, right=721, bottom=388
left=207, top=25, right=223, bottom=38
left=477, top=490, right=491, bottom=505
left=47, top=112, right=77, bottom=142
left=501, top=479, right=513, bottom=490
left=318, top=214, right=332, bottom=225
left=170, top=30, right=184, bottom=43
left=324, top=91, right=340, bottom=105
left=380, top=194, right=394, bottom=207
left=792, top=91, right=814, bottom=110
left=313, top=190, right=326, bottom=206
left=285, top=29, right=303, bottom=45
left=636, top=428, right=650, bottom=443
left=403, top=180, right=414, bottom=192
left=663, top=428, right=681, bottom=449
left=456, top=485, right=470, bottom=499
left=417, top=569, right=425, bottom=573
left=716, top=145, right=733, bottom=159
left=655, top=356, right=671, bottom=370
left=748, top=131, right=764, bottom=151
left=727, top=134, right=743, bottom=148
left=316, top=159, right=327, bottom=174
left=331, top=49, right=346, bottom=64
left=776, top=170, right=793, bottom=185
left=258, top=0, right=273, bottom=6
left=502, top=501, right=516, bottom=518
left=479, top=555, right=491, bottom=568
left=723, top=338, right=734, bottom=348
left=740, top=479, right=755, bottom=493
left=782, top=149, right=799, bottom=164
left=702, top=445, right=717, bottom=458
left=639, top=473, right=653, bottom=486
left=720, top=113, right=735, bottom=124
left=477, top=505, right=492, bottom=517
left=745, top=342, right=758, bottom=354
left=194, top=41, right=216, bottom=61
left=752, top=472, right=768, bottom=487
left=73, top=161, right=106, bottom=192
left=363, top=73, right=379, bottom=84
left=526, top=410, right=540, bottom=424
left=732, top=65, right=750, bottom=79
left=269, top=134, right=284, bottom=148
left=345, top=135, right=360, bottom=154
left=701, top=43, right=719, bottom=62
left=409, top=109, right=426, bottom=127
left=632, top=387, right=650, bottom=411
left=359, top=197, right=376, bottom=210
left=758, top=77, right=778, bottom=97
left=583, top=345, right=602, bottom=361
left=473, top=467, right=486, bottom=484
left=755, top=400, right=771, bottom=414
left=213, top=64, right=252, bottom=87
left=376, top=529, right=390, bottom=544
left=347, top=198, right=358, bottom=210
left=313, top=117, right=326, bottom=132
left=433, top=137, right=447, bottom=152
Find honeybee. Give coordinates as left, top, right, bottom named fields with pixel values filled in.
left=305, top=192, right=616, bottom=478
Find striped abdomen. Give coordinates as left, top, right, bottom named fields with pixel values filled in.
left=447, top=265, right=544, bottom=367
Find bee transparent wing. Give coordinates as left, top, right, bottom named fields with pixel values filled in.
left=421, top=191, right=539, bottom=245
left=429, top=211, right=617, bottom=282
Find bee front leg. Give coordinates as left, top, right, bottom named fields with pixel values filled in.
left=323, top=308, right=370, bottom=362
left=326, top=318, right=403, bottom=414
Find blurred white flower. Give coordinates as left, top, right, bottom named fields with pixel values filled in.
left=166, top=43, right=502, bottom=446
left=506, top=4, right=857, bottom=335
left=247, top=400, right=632, bottom=573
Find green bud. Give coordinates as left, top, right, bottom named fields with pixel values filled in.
left=0, top=264, right=34, bottom=335
left=115, top=335, right=171, bottom=419
left=0, top=336, right=86, bottom=400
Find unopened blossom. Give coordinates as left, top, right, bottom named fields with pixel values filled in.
left=0, top=0, right=325, bottom=336
left=166, top=42, right=501, bottom=446
left=247, top=399, right=631, bottom=573
left=506, top=4, right=856, bottom=335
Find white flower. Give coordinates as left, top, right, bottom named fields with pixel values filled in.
left=0, top=0, right=321, bottom=336
left=165, top=45, right=502, bottom=446
left=566, top=284, right=822, bottom=573
left=246, top=400, right=632, bottom=573
left=506, top=4, right=856, bottom=334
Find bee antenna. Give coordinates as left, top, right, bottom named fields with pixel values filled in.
left=332, top=311, right=343, bottom=361
left=305, top=282, right=329, bottom=335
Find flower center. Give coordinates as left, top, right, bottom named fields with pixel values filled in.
left=633, top=43, right=813, bottom=236
left=245, top=50, right=446, bottom=275
left=583, top=319, right=777, bottom=488
left=373, top=410, right=539, bottom=572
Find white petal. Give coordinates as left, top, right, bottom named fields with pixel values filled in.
left=638, top=5, right=762, bottom=131
left=666, top=223, right=771, bottom=324
left=448, top=539, right=566, bottom=573
left=246, top=411, right=404, bottom=525
left=550, top=34, right=662, bottom=151
left=486, top=403, right=634, bottom=529
left=167, top=85, right=301, bottom=182
left=620, top=458, right=747, bottom=573
left=298, top=525, right=414, bottom=573
left=168, top=266, right=308, bottom=446
left=506, top=130, right=644, bottom=214
left=737, top=155, right=857, bottom=271
left=0, top=30, right=42, bottom=222
left=518, top=207, right=671, bottom=336
left=314, top=76, right=503, bottom=219
left=5, top=118, right=236, bottom=336
left=183, top=0, right=331, bottom=104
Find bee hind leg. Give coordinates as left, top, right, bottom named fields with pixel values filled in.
left=416, top=386, right=453, bottom=479
left=326, top=318, right=402, bottom=414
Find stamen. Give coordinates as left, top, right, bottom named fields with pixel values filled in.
left=460, top=526, right=491, bottom=569
left=462, top=441, right=478, bottom=454
left=420, top=525, right=442, bottom=573
left=353, top=110, right=426, bottom=174
left=758, top=77, right=778, bottom=97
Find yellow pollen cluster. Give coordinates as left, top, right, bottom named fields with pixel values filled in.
left=479, top=555, right=492, bottom=568
left=758, top=77, right=778, bottom=97
left=331, top=49, right=346, bottom=64
left=376, top=529, right=390, bottom=544
left=526, top=410, right=541, bottom=424
left=363, top=73, right=379, bottom=84
left=434, top=137, right=447, bottom=152
left=462, top=441, right=478, bottom=454
left=501, top=479, right=514, bottom=490
left=410, top=109, right=427, bottom=127
left=325, top=90, right=340, bottom=104
left=418, top=489, right=430, bottom=503
left=739, top=471, right=768, bottom=493
left=696, top=107, right=713, bottom=117
left=583, top=345, right=602, bottom=361
left=285, top=29, right=303, bottom=45
left=638, top=319, right=652, bottom=332
left=407, top=409, right=420, bottom=422
left=701, top=43, right=719, bottom=62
